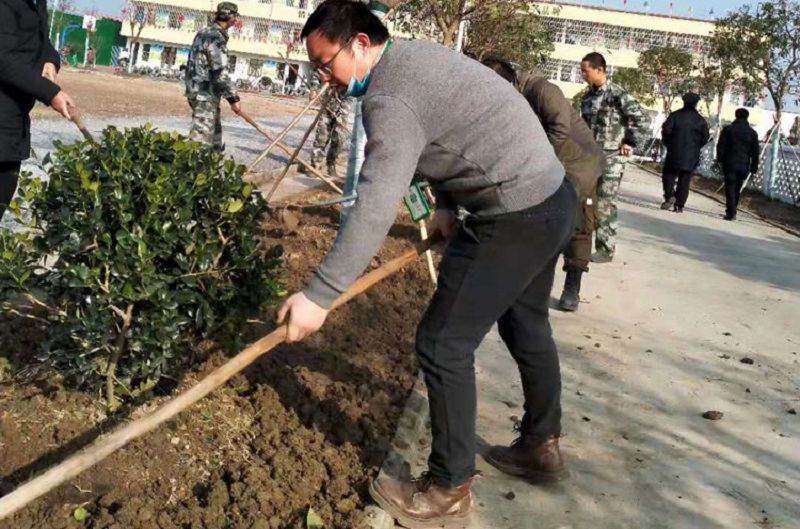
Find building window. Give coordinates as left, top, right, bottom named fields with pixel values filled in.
left=227, top=55, right=238, bottom=73
left=255, top=21, right=269, bottom=41
left=162, top=46, right=176, bottom=66
left=142, top=43, right=150, bottom=62
left=249, top=58, right=262, bottom=77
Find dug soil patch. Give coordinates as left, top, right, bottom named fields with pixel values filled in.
left=0, top=200, right=435, bottom=529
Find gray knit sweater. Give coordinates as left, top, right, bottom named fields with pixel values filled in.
left=304, top=39, right=565, bottom=308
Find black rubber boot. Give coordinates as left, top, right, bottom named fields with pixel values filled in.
left=558, top=270, right=582, bottom=312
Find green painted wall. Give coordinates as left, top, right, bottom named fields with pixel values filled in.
left=48, top=11, right=126, bottom=66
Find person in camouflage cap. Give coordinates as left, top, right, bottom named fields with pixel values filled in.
left=580, top=52, right=647, bottom=263
left=309, top=88, right=352, bottom=178
left=185, top=1, right=242, bottom=151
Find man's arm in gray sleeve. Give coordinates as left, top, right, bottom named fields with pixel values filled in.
left=304, top=95, right=427, bottom=308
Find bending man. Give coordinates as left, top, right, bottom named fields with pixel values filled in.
left=278, top=2, right=576, bottom=527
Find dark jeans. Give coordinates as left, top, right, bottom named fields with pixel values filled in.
left=0, top=161, right=21, bottom=222
left=724, top=170, right=749, bottom=218
left=416, top=181, right=576, bottom=488
left=662, top=169, right=693, bottom=208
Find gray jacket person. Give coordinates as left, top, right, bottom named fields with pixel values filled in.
left=277, top=2, right=576, bottom=527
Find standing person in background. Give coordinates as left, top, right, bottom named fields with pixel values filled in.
left=185, top=2, right=242, bottom=152
left=308, top=88, right=352, bottom=178
left=717, top=108, right=760, bottom=221
left=0, top=0, right=76, bottom=222
left=483, top=58, right=604, bottom=312
left=580, top=52, right=646, bottom=263
left=660, top=92, right=710, bottom=213
left=86, top=47, right=96, bottom=69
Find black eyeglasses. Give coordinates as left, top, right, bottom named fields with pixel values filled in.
left=315, top=37, right=353, bottom=75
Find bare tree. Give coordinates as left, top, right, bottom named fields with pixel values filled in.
left=694, top=39, right=761, bottom=143
left=391, top=0, right=553, bottom=67
left=637, top=46, right=694, bottom=115
left=121, top=1, right=153, bottom=72
left=715, top=0, right=800, bottom=129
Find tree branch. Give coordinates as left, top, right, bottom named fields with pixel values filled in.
left=106, top=304, right=134, bottom=408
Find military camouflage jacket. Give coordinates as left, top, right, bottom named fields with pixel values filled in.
left=581, top=80, right=647, bottom=152
left=185, top=22, right=238, bottom=101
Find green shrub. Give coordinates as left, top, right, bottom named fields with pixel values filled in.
left=0, top=126, right=282, bottom=406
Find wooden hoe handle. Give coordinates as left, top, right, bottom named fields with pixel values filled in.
left=0, top=239, right=432, bottom=519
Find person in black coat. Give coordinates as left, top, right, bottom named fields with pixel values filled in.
left=0, top=0, right=76, bottom=222
left=716, top=108, right=760, bottom=221
left=660, top=93, right=710, bottom=213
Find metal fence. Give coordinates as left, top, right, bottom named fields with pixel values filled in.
left=695, top=132, right=800, bottom=207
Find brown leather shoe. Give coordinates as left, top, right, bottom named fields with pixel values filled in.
left=485, top=435, right=567, bottom=483
left=369, top=472, right=476, bottom=529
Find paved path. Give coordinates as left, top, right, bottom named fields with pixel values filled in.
left=401, top=165, right=800, bottom=529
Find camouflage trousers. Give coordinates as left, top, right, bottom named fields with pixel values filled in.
left=311, top=99, right=351, bottom=169
left=188, top=95, right=223, bottom=151
left=595, top=154, right=627, bottom=257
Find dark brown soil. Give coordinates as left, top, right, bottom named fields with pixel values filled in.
left=30, top=68, right=301, bottom=120
left=0, top=200, right=435, bottom=529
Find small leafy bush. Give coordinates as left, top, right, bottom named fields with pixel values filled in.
left=0, top=126, right=282, bottom=406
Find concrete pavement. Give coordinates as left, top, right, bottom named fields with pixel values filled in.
left=391, top=164, right=800, bottom=529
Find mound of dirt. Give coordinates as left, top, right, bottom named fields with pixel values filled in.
left=0, top=199, right=436, bottom=529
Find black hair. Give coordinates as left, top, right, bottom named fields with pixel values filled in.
left=582, top=52, right=607, bottom=71
left=301, top=0, right=390, bottom=45
left=682, top=92, right=700, bottom=108
left=482, top=57, right=517, bottom=84
left=735, top=108, right=750, bottom=120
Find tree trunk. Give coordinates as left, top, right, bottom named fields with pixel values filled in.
left=712, top=89, right=725, bottom=147
left=440, top=23, right=458, bottom=47
left=106, top=304, right=134, bottom=408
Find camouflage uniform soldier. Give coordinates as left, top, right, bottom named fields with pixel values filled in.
left=310, top=89, right=352, bottom=177
left=580, top=52, right=646, bottom=263
left=185, top=2, right=242, bottom=151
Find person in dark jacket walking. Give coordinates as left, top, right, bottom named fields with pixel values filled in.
left=717, top=108, right=760, bottom=221
left=660, top=93, right=710, bottom=213
left=483, top=58, right=604, bottom=313
left=0, top=0, right=75, bottom=222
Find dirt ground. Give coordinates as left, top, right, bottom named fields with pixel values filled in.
left=0, top=201, right=436, bottom=529
left=30, top=67, right=303, bottom=120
